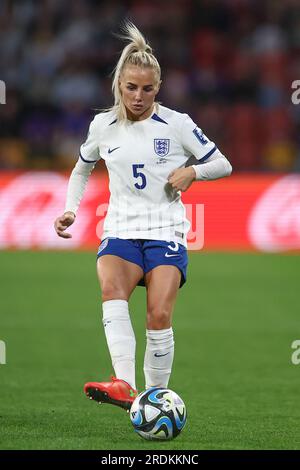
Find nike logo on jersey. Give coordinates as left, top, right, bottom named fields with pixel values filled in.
left=108, top=146, right=120, bottom=154
left=165, top=252, right=179, bottom=258
left=154, top=352, right=170, bottom=357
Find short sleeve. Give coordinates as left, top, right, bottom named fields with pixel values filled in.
left=79, top=116, right=101, bottom=163
left=180, top=114, right=219, bottom=162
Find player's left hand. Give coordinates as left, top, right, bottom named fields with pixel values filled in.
left=168, top=167, right=196, bottom=192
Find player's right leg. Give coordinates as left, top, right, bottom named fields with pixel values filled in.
left=84, top=239, right=144, bottom=411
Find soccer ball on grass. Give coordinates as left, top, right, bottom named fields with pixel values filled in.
left=130, top=388, right=187, bottom=440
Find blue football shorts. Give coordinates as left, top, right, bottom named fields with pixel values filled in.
left=96, top=238, right=188, bottom=288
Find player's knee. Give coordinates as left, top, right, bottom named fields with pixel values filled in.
left=147, top=306, right=171, bottom=330
left=101, top=280, right=128, bottom=302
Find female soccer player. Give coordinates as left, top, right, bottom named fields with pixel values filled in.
left=54, top=22, right=232, bottom=411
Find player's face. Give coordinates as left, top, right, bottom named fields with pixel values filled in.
left=119, top=65, right=160, bottom=121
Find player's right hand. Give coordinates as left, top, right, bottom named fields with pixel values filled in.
left=54, top=212, right=76, bottom=239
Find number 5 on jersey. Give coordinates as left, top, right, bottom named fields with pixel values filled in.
left=132, top=164, right=147, bottom=189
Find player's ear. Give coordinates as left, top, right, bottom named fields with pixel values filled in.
left=118, top=79, right=122, bottom=92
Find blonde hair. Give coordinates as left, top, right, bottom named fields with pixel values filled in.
left=108, top=22, right=161, bottom=122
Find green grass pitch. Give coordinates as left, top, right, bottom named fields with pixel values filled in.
left=0, top=250, right=299, bottom=450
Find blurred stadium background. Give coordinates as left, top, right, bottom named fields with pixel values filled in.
left=1, top=0, right=300, bottom=451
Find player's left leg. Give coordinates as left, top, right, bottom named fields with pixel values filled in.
left=144, top=265, right=181, bottom=389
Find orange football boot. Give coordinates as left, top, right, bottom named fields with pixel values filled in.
left=84, top=376, right=138, bottom=411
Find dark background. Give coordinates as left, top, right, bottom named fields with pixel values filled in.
left=0, top=0, right=300, bottom=173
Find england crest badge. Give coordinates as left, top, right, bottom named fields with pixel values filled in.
left=154, top=138, right=170, bottom=157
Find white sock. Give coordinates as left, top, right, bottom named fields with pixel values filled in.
left=102, top=300, right=136, bottom=390
left=143, top=328, right=174, bottom=389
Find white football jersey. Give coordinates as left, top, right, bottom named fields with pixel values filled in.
left=79, top=104, right=221, bottom=246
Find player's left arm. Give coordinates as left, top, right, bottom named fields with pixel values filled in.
left=168, top=114, right=232, bottom=192
left=54, top=116, right=101, bottom=238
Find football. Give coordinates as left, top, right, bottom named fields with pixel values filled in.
left=130, top=388, right=187, bottom=440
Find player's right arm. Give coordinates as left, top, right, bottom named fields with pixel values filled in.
left=54, top=116, right=101, bottom=239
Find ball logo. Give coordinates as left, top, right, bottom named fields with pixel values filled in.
left=248, top=175, right=300, bottom=251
